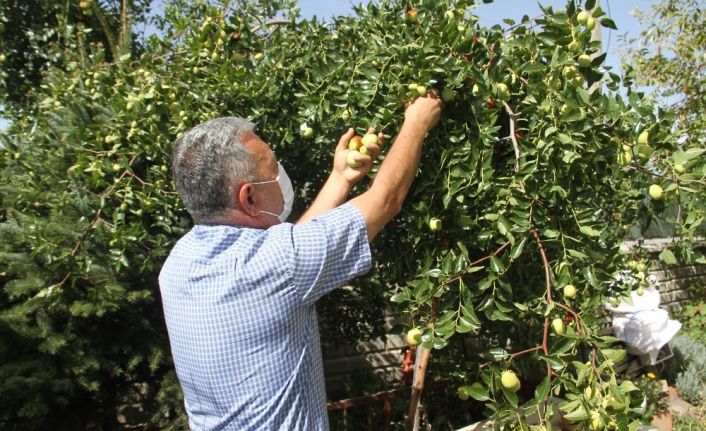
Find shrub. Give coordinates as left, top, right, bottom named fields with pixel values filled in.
left=668, top=335, right=706, bottom=406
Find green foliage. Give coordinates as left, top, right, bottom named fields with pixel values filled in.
left=667, top=335, right=706, bottom=406
left=673, top=405, right=706, bottom=431
left=624, top=0, right=706, bottom=145
left=0, top=0, right=152, bottom=111
left=679, top=299, right=706, bottom=342
left=634, top=373, right=669, bottom=424
left=622, top=0, right=706, bottom=251
left=0, top=0, right=705, bottom=429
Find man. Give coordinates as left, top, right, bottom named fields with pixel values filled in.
left=159, top=93, right=441, bottom=430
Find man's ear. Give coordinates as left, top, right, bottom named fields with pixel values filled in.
left=237, top=183, right=259, bottom=217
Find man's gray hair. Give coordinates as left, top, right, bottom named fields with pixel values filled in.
left=172, top=117, right=257, bottom=221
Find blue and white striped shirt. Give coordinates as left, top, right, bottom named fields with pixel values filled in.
left=159, top=204, right=371, bottom=430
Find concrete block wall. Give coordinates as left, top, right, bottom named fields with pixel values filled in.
left=323, top=333, right=407, bottom=393
left=621, top=238, right=706, bottom=312
left=650, top=262, right=706, bottom=311
left=322, top=308, right=410, bottom=395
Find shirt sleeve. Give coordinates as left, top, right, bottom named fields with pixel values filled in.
left=289, top=203, right=372, bottom=306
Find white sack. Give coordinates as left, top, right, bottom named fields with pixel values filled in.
left=605, top=287, right=681, bottom=364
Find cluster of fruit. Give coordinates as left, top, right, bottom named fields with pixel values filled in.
left=405, top=83, right=429, bottom=98
left=617, top=130, right=667, bottom=200
left=346, top=132, right=379, bottom=168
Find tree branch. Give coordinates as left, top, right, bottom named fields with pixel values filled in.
left=250, top=19, right=293, bottom=33
left=503, top=101, right=521, bottom=172
left=406, top=297, right=439, bottom=431
left=531, top=228, right=553, bottom=377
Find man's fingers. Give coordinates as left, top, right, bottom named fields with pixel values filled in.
left=336, top=128, right=355, bottom=151
left=348, top=152, right=372, bottom=170
left=362, top=130, right=384, bottom=160
left=338, top=128, right=383, bottom=160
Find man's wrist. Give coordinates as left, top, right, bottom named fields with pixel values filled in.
left=328, top=171, right=354, bottom=194
left=401, top=117, right=431, bottom=137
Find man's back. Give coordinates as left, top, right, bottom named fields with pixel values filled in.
left=159, top=205, right=371, bottom=430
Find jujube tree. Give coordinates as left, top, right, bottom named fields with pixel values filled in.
left=1, top=0, right=704, bottom=429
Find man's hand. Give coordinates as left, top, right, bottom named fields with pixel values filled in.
left=404, top=91, right=442, bottom=133
left=332, top=127, right=385, bottom=186
left=296, top=128, right=383, bottom=224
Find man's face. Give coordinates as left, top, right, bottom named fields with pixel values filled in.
left=241, top=132, right=284, bottom=224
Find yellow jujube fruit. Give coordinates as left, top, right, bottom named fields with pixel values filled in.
left=501, top=370, right=521, bottom=392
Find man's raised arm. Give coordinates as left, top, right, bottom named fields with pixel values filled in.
left=349, top=93, right=441, bottom=241
left=296, top=128, right=383, bottom=224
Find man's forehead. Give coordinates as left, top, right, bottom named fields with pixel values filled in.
left=241, top=131, right=277, bottom=178
left=241, top=132, right=274, bottom=156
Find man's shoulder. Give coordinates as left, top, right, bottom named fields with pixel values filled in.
left=295, top=203, right=366, bottom=231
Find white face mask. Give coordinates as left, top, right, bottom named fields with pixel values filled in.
left=250, top=162, right=294, bottom=223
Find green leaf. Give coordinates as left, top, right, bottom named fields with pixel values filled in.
left=544, top=229, right=560, bottom=238
left=390, top=293, right=408, bottom=303
left=533, top=376, right=551, bottom=401
left=490, top=255, right=504, bottom=273
left=461, top=302, right=481, bottom=327
left=567, top=249, right=588, bottom=259
left=510, top=236, right=527, bottom=260
left=456, top=241, right=469, bottom=258
left=490, top=308, right=514, bottom=322
left=551, top=337, right=576, bottom=355
left=603, top=349, right=627, bottom=363
left=497, top=220, right=510, bottom=237
left=467, top=385, right=490, bottom=401
left=489, top=348, right=508, bottom=359
left=560, top=399, right=581, bottom=413
left=456, top=315, right=479, bottom=333
left=432, top=337, right=448, bottom=349
left=672, top=148, right=705, bottom=165
left=659, top=248, right=677, bottom=265
left=576, top=87, right=590, bottom=105
left=620, top=380, right=640, bottom=393
left=541, top=355, right=566, bottom=370
left=600, top=17, right=617, bottom=30
left=564, top=406, right=589, bottom=422
left=579, top=225, right=601, bottom=237
left=427, top=268, right=442, bottom=277
left=502, top=388, right=519, bottom=407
